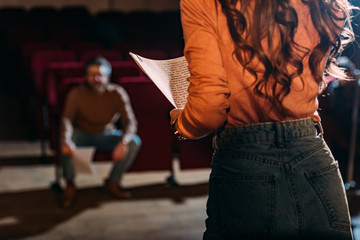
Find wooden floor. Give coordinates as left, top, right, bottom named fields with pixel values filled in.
left=3, top=144, right=360, bottom=239
left=3, top=162, right=360, bottom=240
left=0, top=162, right=210, bottom=240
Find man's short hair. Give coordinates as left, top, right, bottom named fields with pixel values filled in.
left=83, top=56, right=112, bottom=76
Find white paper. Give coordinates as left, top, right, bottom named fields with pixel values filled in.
left=129, top=52, right=190, bottom=109
left=72, top=147, right=96, bottom=175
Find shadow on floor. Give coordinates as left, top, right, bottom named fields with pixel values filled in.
left=0, top=182, right=209, bottom=240
left=4, top=182, right=360, bottom=240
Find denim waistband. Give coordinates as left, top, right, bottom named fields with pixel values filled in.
left=215, top=118, right=321, bottom=149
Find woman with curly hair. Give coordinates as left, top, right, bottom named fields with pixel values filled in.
left=170, top=0, right=356, bottom=239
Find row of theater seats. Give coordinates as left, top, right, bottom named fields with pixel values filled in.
left=0, top=6, right=183, bottom=50
left=26, top=45, right=212, bottom=174
left=0, top=6, right=213, bottom=175
left=0, top=6, right=183, bottom=134
left=46, top=68, right=213, bottom=173
left=29, top=45, right=174, bottom=96
left=22, top=40, right=178, bottom=108
left=27, top=43, right=179, bottom=136
left=1, top=6, right=183, bottom=119
left=23, top=40, right=182, bottom=67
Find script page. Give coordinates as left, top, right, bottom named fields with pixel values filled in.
left=130, top=52, right=190, bottom=109
left=72, top=147, right=96, bottom=175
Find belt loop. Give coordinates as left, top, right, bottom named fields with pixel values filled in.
left=275, top=122, right=284, bottom=148
left=314, top=121, right=324, bottom=137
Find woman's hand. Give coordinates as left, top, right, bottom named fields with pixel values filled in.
left=169, top=108, right=183, bottom=125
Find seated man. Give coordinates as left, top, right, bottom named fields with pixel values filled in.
left=61, top=56, right=141, bottom=208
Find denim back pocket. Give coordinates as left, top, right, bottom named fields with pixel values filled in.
left=215, top=175, right=276, bottom=239
left=304, top=161, right=351, bottom=232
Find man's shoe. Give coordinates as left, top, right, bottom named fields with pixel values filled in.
left=104, top=179, right=131, bottom=199
left=62, top=183, right=76, bottom=208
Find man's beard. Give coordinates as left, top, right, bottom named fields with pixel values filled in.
left=85, top=82, right=107, bottom=93
left=93, top=84, right=106, bottom=93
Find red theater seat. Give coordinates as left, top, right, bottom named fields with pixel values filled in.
left=31, top=50, right=76, bottom=96
left=117, top=76, right=213, bottom=171
left=66, top=41, right=104, bottom=59
left=48, top=77, right=84, bottom=156
left=80, top=49, right=123, bottom=62
left=116, top=76, right=175, bottom=171
left=44, top=61, right=84, bottom=110
left=34, top=61, right=82, bottom=144
left=177, top=136, right=213, bottom=169
left=110, top=61, right=143, bottom=80
left=22, top=42, right=62, bottom=71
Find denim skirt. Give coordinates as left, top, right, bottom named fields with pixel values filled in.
left=203, top=118, right=353, bottom=240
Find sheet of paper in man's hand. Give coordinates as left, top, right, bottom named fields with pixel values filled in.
left=129, top=52, right=190, bottom=109
left=72, top=147, right=96, bottom=174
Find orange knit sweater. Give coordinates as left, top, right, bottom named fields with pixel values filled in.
left=177, top=0, right=342, bottom=139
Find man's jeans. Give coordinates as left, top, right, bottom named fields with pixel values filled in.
left=61, top=129, right=141, bottom=183
left=203, top=118, right=353, bottom=240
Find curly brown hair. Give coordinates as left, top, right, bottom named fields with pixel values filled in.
left=218, top=0, right=355, bottom=114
